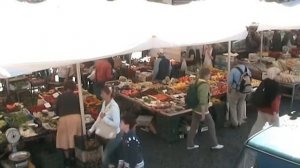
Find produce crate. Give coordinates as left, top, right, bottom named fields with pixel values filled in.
left=75, top=146, right=103, bottom=163
left=74, top=135, right=100, bottom=151
left=156, top=115, right=181, bottom=143
left=209, top=102, right=227, bottom=128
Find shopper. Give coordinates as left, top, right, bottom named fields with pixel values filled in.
left=203, top=44, right=213, bottom=68
left=249, top=71, right=281, bottom=137
left=118, top=114, right=144, bottom=168
left=56, top=81, right=82, bottom=167
left=228, top=57, right=252, bottom=128
left=94, top=59, right=113, bottom=99
left=152, top=49, right=172, bottom=81
left=187, top=67, right=224, bottom=150
left=89, top=86, right=121, bottom=168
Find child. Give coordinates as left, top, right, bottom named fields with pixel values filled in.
left=118, top=115, right=144, bottom=168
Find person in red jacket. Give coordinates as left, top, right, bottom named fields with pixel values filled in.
left=249, top=78, right=281, bottom=137
left=93, top=59, right=113, bottom=99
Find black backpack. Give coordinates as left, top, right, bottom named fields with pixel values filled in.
left=250, top=81, right=266, bottom=107
left=235, top=66, right=252, bottom=93
left=185, top=82, right=204, bottom=109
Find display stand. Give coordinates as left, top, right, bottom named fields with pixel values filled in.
left=279, top=82, right=300, bottom=109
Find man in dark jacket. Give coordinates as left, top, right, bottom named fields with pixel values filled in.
left=118, top=115, right=144, bottom=168
left=245, top=24, right=261, bottom=54
left=152, top=49, right=172, bottom=81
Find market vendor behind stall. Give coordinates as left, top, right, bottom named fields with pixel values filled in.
left=94, top=59, right=113, bottom=99
left=152, top=49, right=172, bottom=81
left=245, top=23, right=260, bottom=55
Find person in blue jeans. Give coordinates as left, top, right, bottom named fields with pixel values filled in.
left=89, top=86, right=121, bottom=168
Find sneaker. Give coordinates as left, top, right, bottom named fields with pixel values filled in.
left=211, top=144, right=224, bottom=150
left=187, top=145, right=199, bottom=150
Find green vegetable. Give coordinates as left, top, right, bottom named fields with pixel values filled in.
left=0, top=120, right=7, bottom=129
left=7, top=112, right=29, bottom=128
left=0, top=133, right=6, bottom=144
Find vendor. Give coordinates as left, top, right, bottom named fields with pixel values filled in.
left=282, top=31, right=295, bottom=47
left=271, top=30, right=282, bottom=52
left=152, top=49, right=172, bottom=81
left=56, top=81, right=82, bottom=167
left=94, top=59, right=113, bottom=99
left=245, top=23, right=261, bottom=54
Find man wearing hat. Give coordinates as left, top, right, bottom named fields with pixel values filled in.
left=245, top=23, right=261, bottom=54
left=152, top=49, right=172, bottom=81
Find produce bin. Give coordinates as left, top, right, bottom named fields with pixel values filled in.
left=156, top=114, right=181, bottom=143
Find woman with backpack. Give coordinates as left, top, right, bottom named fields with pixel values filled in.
left=249, top=69, right=281, bottom=137
left=186, top=67, right=224, bottom=150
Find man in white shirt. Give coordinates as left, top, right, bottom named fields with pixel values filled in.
left=53, top=65, right=75, bottom=83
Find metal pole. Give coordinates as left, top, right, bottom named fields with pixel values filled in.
left=260, top=31, right=263, bottom=58
left=76, top=63, right=87, bottom=135
left=226, top=41, right=232, bottom=121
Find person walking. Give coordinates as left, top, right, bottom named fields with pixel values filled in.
left=228, top=57, right=252, bottom=128
left=249, top=69, right=281, bottom=137
left=118, top=114, right=144, bottom=168
left=56, top=81, right=82, bottom=167
left=186, top=67, right=224, bottom=150
left=89, top=86, right=121, bottom=168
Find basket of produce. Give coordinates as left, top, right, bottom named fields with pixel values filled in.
left=84, top=96, right=101, bottom=107
left=5, top=110, right=33, bottom=128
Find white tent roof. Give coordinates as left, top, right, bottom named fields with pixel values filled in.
left=0, top=0, right=299, bottom=78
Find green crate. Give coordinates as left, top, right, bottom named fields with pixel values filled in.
left=156, top=115, right=181, bottom=143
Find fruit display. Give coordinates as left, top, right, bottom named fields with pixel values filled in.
left=40, top=89, right=61, bottom=105
left=84, top=96, right=101, bottom=107
left=209, top=82, right=227, bottom=97
left=152, top=94, right=172, bottom=102
left=121, top=89, right=140, bottom=97
left=211, top=68, right=227, bottom=81
left=178, top=76, right=192, bottom=84
left=171, top=82, right=188, bottom=91
left=28, top=104, right=46, bottom=113
left=6, top=103, right=23, bottom=113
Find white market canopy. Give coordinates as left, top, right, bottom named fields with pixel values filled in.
left=0, top=0, right=300, bottom=78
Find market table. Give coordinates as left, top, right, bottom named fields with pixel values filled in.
left=279, top=82, right=300, bottom=109
left=117, top=93, right=192, bottom=142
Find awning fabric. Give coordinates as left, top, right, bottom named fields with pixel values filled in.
left=0, top=0, right=299, bottom=78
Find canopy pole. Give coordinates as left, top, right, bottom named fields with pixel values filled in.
left=260, top=31, right=263, bottom=58
left=76, top=63, right=87, bottom=135
left=226, top=41, right=231, bottom=121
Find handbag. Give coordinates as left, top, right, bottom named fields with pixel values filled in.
left=95, top=102, right=117, bottom=139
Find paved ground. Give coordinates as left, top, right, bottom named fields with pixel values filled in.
left=138, top=98, right=299, bottom=168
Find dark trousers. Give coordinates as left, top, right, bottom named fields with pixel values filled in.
left=93, top=82, right=105, bottom=99
left=187, top=112, right=218, bottom=147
